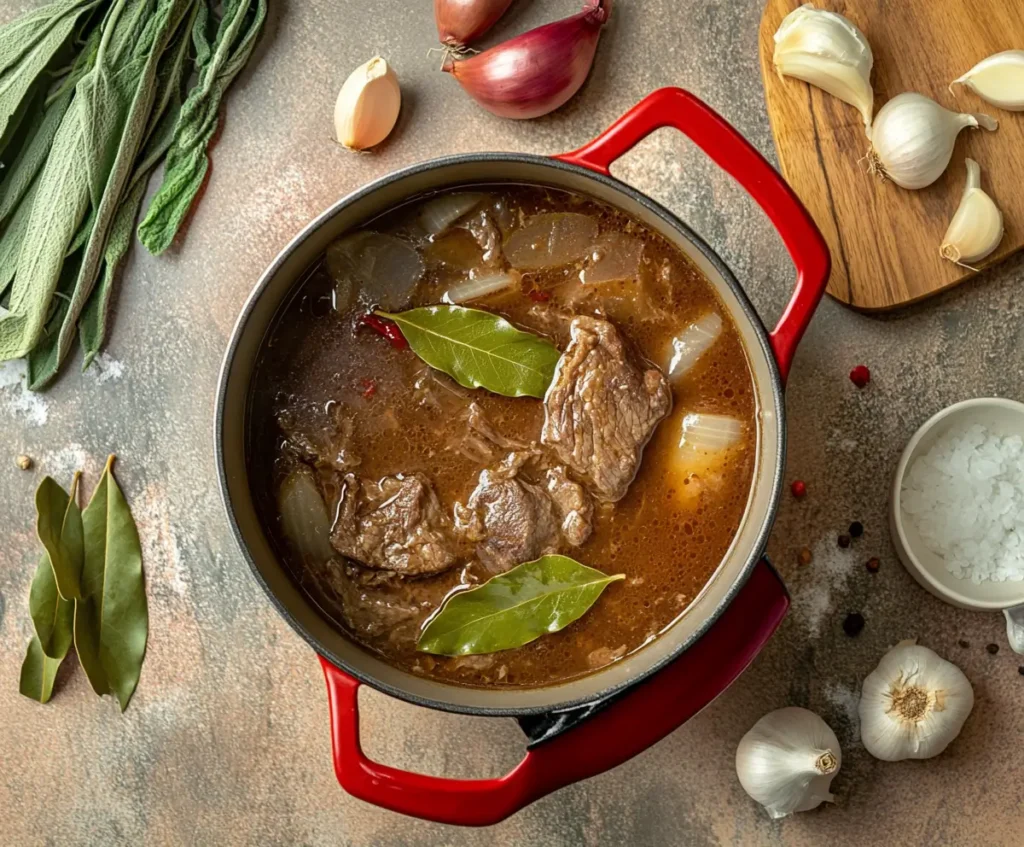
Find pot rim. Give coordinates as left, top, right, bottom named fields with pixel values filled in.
left=215, top=151, right=787, bottom=716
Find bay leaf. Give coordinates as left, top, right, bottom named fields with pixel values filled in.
left=377, top=305, right=561, bottom=399
left=35, top=473, right=84, bottom=601
left=19, top=635, right=64, bottom=704
left=30, top=552, right=75, bottom=660
left=75, top=455, right=147, bottom=711
left=417, top=555, right=624, bottom=656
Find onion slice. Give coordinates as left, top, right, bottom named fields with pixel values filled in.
left=443, top=271, right=518, bottom=304
left=442, top=0, right=612, bottom=119
left=418, top=192, right=485, bottom=236
left=679, top=413, right=743, bottom=453
left=666, top=313, right=723, bottom=382
left=277, top=468, right=335, bottom=565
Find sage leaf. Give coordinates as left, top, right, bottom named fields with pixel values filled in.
left=26, top=0, right=192, bottom=387
left=137, top=0, right=267, bottom=254
left=19, top=635, right=64, bottom=703
left=0, top=4, right=81, bottom=150
left=0, top=171, right=41, bottom=298
left=75, top=455, right=147, bottom=711
left=377, top=305, right=561, bottom=398
left=417, top=555, right=625, bottom=656
left=35, top=473, right=84, bottom=601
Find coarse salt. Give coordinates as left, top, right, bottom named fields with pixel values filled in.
left=901, top=423, right=1024, bottom=583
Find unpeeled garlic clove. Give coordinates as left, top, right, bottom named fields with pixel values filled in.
left=868, top=92, right=997, bottom=190
left=334, top=56, right=401, bottom=150
left=773, top=3, right=874, bottom=131
left=951, top=50, right=1024, bottom=112
left=940, top=158, right=1003, bottom=267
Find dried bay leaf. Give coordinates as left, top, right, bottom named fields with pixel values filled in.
left=35, top=473, right=84, bottom=601
left=377, top=305, right=561, bottom=399
left=75, top=455, right=147, bottom=711
left=417, top=555, right=624, bottom=656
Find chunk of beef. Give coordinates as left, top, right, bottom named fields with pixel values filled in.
left=331, top=473, right=459, bottom=575
left=545, top=466, right=593, bottom=547
left=454, top=453, right=592, bottom=573
left=542, top=316, right=672, bottom=502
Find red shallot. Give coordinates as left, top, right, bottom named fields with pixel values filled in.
left=435, top=0, right=515, bottom=47
left=443, top=0, right=611, bottom=119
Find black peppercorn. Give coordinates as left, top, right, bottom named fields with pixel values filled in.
left=842, top=612, right=865, bottom=637
left=986, top=643, right=999, bottom=655
left=849, top=521, right=864, bottom=538
left=958, top=639, right=970, bottom=649
left=1018, top=665, right=1024, bottom=676
left=838, top=534, right=851, bottom=549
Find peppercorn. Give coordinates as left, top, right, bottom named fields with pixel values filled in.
left=797, top=547, right=813, bottom=566
left=1018, top=665, right=1024, bottom=676
left=849, top=521, right=864, bottom=538
left=16, top=454, right=32, bottom=471
left=986, top=643, right=999, bottom=655
left=791, top=480, right=807, bottom=499
left=838, top=534, right=851, bottom=549
left=866, top=557, right=880, bottom=573
left=958, top=639, right=970, bottom=649
left=849, top=364, right=870, bottom=388
left=842, top=612, right=865, bottom=637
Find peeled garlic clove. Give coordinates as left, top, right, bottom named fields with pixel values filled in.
left=334, top=56, right=401, bottom=150
left=868, top=92, right=997, bottom=190
left=773, top=3, right=874, bottom=131
left=940, top=158, right=1003, bottom=267
left=859, top=641, right=974, bottom=762
left=735, top=707, right=841, bottom=820
left=951, top=50, right=1024, bottom=112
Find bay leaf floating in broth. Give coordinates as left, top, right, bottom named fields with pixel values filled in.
left=417, top=555, right=625, bottom=656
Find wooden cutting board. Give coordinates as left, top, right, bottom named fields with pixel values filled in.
left=758, top=0, right=1024, bottom=311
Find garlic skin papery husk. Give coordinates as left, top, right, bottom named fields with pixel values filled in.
left=868, top=93, right=998, bottom=189
left=940, top=158, right=1003, bottom=267
left=773, top=3, right=874, bottom=131
left=735, top=707, right=841, bottom=820
left=334, top=56, right=401, bottom=150
left=859, top=641, right=974, bottom=762
left=951, top=50, right=1024, bottom=111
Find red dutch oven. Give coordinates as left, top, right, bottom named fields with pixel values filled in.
left=216, top=88, right=830, bottom=826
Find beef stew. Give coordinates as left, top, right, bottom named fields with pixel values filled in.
left=248, top=184, right=758, bottom=688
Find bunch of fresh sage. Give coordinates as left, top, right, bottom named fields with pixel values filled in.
left=19, top=456, right=148, bottom=710
left=0, top=0, right=266, bottom=389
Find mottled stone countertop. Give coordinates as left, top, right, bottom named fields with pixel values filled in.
left=2, top=1, right=1022, bottom=845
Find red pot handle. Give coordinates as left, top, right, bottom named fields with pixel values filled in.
left=321, top=559, right=788, bottom=826
left=556, top=87, right=830, bottom=383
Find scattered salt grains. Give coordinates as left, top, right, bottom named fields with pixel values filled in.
left=902, top=423, right=1024, bottom=583
left=790, top=535, right=858, bottom=637
left=85, top=352, right=125, bottom=383
left=0, top=359, right=49, bottom=425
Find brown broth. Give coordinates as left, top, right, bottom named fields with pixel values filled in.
left=248, top=184, right=757, bottom=688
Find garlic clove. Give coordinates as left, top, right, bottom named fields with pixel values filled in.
left=773, top=3, right=874, bottom=131
left=940, top=158, right=1003, bottom=267
left=334, top=56, right=401, bottom=151
left=858, top=642, right=974, bottom=762
left=951, top=50, right=1024, bottom=112
left=735, top=706, right=841, bottom=819
left=868, top=92, right=997, bottom=190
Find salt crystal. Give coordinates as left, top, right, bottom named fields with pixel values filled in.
left=903, top=423, right=1024, bottom=582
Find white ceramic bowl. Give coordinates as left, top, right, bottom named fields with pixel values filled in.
left=890, top=398, right=1024, bottom=653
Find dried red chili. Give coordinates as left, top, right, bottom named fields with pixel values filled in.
left=849, top=364, right=870, bottom=388
left=528, top=289, right=551, bottom=303
left=360, top=378, right=377, bottom=399
left=359, top=313, right=409, bottom=350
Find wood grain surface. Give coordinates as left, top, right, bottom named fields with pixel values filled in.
left=759, top=0, right=1024, bottom=310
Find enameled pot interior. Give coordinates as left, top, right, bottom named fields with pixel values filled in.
left=217, top=155, right=785, bottom=715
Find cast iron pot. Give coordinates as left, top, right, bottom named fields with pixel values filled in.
left=216, top=88, right=830, bottom=826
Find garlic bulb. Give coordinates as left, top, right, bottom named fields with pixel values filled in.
left=334, top=57, right=401, bottom=150
left=940, top=158, right=1003, bottom=267
left=868, top=93, right=997, bottom=189
left=735, top=707, right=841, bottom=820
left=951, top=50, right=1024, bottom=112
left=859, top=641, right=974, bottom=762
left=773, top=3, right=874, bottom=131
